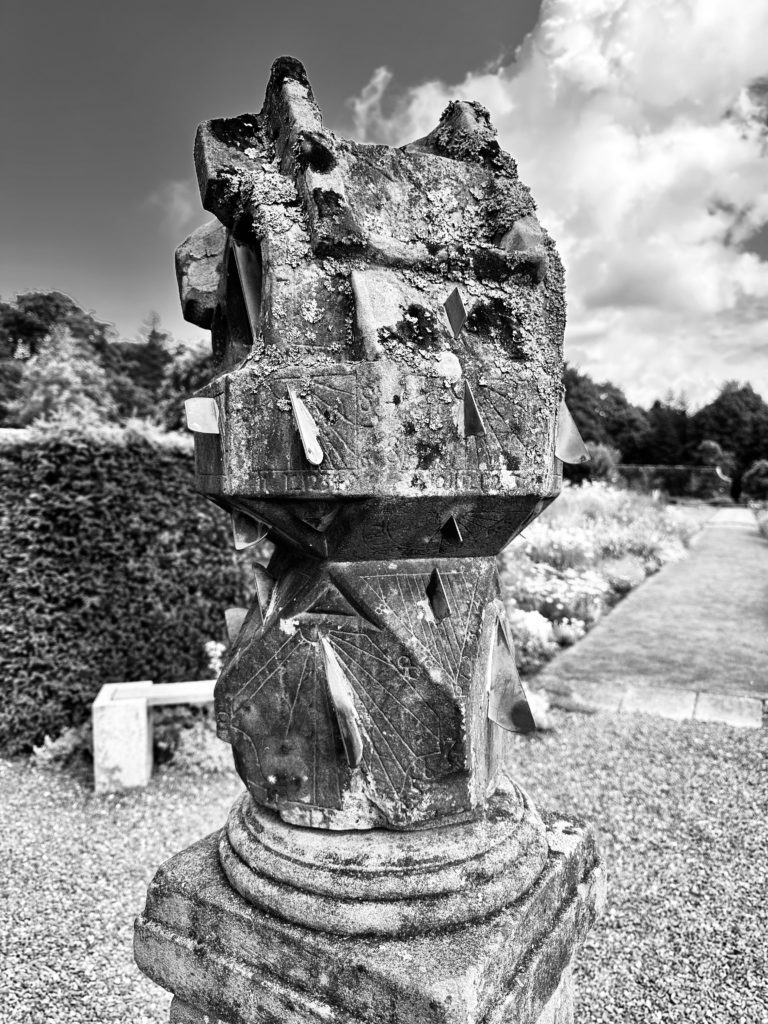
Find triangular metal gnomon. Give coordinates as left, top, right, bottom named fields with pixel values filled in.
left=288, top=387, right=324, bottom=466
left=253, top=565, right=277, bottom=622
left=443, top=287, right=468, bottom=339
left=488, top=602, right=536, bottom=733
left=461, top=380, right=486, bottom=437
left=231, top=510, right=268, bottom=550
left=439, top=515, right=463, bottom=548
left=319, top=636, right=364, bottom=768
left=224, top=607, right=248, bottom=643
left=555, top=398, right=589, bottom=465
left=426, top=567, right=453, bottom=623
left=231, top=238, right=263, bottom=342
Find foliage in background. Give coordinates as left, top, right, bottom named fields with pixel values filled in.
left=564, top=365, right=768, bottom=493
left=500, top=483, right=700, bottom=675
left=741, top=459, right=768, bottom=502
left=0, top=291, right=210, bottom=429
left=0, top=425, right=252, bottom=754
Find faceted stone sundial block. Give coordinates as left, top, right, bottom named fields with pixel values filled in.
left=174, top=56, right=570, bottom=830
left=216, top=555, right=514, bottom=828
left=179, top=57, right=566, bottom=562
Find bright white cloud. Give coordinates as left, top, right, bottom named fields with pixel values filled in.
left=145, top=179, right=200, bottom=239
left=348, top=0, right=768, bottom=407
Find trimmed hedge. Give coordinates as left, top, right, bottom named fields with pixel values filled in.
left=0, top=425, right=249, bottom=754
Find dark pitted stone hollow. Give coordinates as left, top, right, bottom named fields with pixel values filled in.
left=134, top=55, right=602, bottom=1024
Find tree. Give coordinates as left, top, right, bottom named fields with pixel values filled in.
left=741, top=459, right=768, bottom=501
left=694, top=440, right=736, bottom=478
left=690, top=382, right=768, bottom=495
left=563, top=365, right=651, bottom=463
left=8, top=327, right=117, bottom=426
left=157, top=342, right=215, bottom=430
left=640, top=395, right=690, bottom=465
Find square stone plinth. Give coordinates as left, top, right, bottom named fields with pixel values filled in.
left=135, top=815, right=604, bottom=1024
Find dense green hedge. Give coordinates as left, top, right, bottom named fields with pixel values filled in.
left=0, top=425, right=249, bottom=754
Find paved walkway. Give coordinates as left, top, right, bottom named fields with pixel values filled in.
left=536, top=507, right=768, bottom=727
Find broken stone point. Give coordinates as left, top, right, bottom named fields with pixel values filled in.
left=134, top=55, right=601, bottom=1024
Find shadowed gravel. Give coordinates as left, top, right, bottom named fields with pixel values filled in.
left=2, top=711, right=766, bottom=1023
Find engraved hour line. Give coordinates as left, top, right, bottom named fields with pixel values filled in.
left=361, top=575, right=438, bottom=682
left=315, top=417, right=356, bottom=461
left=229, top=725, right=264, bottom=779
left=327, top=641, right=429, bottom=771
left=332, top=632, right=441, bottom=718
left=401, top=572, right=461, bottom=685
left=331, top=635, right=441, bottom=742
left=232, top=636, right=296, bottom=707
left=366, top=572, right=453, bottom=685
left=284, top=643, right=312, bottom=739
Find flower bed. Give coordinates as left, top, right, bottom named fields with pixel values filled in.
left=500, top=482, right=702, bottom=675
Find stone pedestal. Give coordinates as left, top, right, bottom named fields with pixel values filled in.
left=134, top=791, right=604, bottom=1024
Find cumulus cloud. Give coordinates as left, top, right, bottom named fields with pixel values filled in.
left=146, top=179, right=200, bottom=238
left=348, top=0, right=768, bottom=406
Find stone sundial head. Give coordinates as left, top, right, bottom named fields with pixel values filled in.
left=176, top=57, right=588, bottom=830
left=177, top=55, right=586, bottom=565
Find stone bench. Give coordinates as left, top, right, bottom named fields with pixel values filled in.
left=92, top=679, right=216, bottom=793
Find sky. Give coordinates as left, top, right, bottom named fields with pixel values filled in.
left=1, top=0, right=766, bottom=407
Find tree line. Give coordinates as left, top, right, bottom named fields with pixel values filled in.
left=1, top=290, right=766, bottom=494
left=563, top=366, right=768, bottom=496
left=0, top=291, right=213, bottom=432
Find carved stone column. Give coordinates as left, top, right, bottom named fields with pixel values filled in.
left=135, top=56, right=604, bottom=1024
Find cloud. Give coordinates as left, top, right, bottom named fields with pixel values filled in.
left=145, top=179, right=201, bottom=238
left=348, top=0, right=768, bottom=406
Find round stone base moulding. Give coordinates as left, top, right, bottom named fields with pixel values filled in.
left=218, top=783, right=548, bottom=937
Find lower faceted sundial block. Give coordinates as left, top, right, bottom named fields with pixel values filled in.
left=134, top=54, right=601, bottom=1024
left=216, top=555, right=512, bottom=830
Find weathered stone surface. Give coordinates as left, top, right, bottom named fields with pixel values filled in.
left=218, top=784, right=548, bottom=935
left=92, top=681, right=153, bottom=792
left=174, top=55, right=570, bottom=826
left=175, top=220, right=226, bottom=329
left=135, top=55, right=603, bottom=1024
left=215, top=554, right=518, bottom=828
left=135, top=814, right=604, bottom=1024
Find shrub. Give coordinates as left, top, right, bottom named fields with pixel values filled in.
left=742, top=460, right=768, bottom=502
left=500, top=482, right=701, bottom=675
left=0, top=424, right=251, bottom=754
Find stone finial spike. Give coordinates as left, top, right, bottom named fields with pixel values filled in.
left=253, top=564, right=277, bottom=621
left=443, top=287, right=467, bottom=339
left=319, top=636, right=364, bottom=768
left=440, top=515, right=463, bottom=546
left=488, top=604, right=536, bottom=733
left=426, top=568, right=452, bottom=622
left=462, top=381, right=486, bottom=438
left=232, top=511, right=268, bottom=551
left=288, top=388, right=324, bottom=466
left=555, top=399, right=589, bottom=465
left=224, top=607, right=248, bottom=643
left=231, top=239, right=263, bottom=342
left=184, top=397, right=220, bottom=434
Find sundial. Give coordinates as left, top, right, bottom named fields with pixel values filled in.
left=176, top=55, right=585, bottom=830
left=135, top=56, right=600, bottom=1024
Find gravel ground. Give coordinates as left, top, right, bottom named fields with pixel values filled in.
left=2, top=712, right=766, bottom=1023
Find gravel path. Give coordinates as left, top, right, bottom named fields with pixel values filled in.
left=536, top=506, right=768, bottom=701
left=2, top=712, right=766, bottom=1023
left=1, top=761, right=243, bottom=1023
